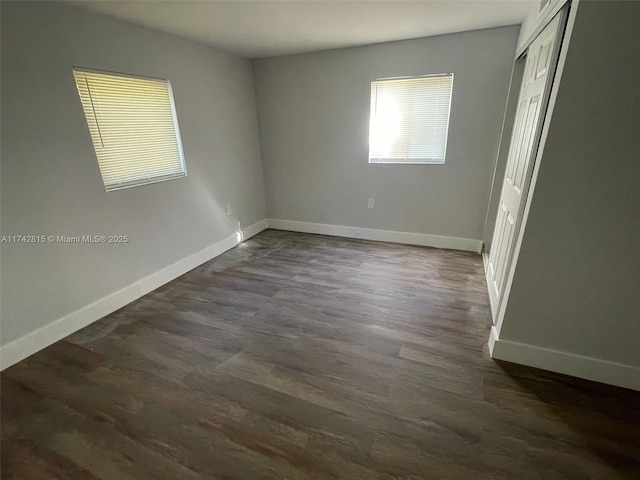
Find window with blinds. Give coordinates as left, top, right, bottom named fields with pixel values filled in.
left=369, top=74, right=453, bottom=164
left=73, top=68, right=186, bottom=191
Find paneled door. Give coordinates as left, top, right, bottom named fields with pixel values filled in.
left=487, top=12, right=565, bottom=317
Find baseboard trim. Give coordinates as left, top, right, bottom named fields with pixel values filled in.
left=488, top=326, right=640, bottom=391
left=0, top=219, right=268, bottom=371
left=266, top=219, right=482, bottom=253
left=241, top=218, right=268, bottom=241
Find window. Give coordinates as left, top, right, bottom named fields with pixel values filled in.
left=73, top=68, right=186, bottom=191
left=369, top=74, right=453, bottom=164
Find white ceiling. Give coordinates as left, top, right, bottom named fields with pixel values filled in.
left=71, top=0, right=534, bottom=58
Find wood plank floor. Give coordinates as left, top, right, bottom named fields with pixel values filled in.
left=2, top=230, right=639, bottom=479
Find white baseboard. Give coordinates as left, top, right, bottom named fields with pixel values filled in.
left=241, top=218, right=268, bottom=241
left=0, top=219, right=268, bottom=371
left=267, top=218, right=482, bottom=253
left=488, top=326, right=640, bottom=391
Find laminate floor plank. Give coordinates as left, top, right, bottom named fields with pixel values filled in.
left=2, top=230, right=639, bottom=479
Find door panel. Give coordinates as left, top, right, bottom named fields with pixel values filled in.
left=505, top=101, right=528, bottom=183
left=513, top=95, right=541, bottom=192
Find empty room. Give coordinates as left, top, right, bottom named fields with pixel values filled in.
left=1, top=0, right=639, bottom=478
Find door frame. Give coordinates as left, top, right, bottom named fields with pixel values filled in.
left=485, top=1, right=576, bottom=334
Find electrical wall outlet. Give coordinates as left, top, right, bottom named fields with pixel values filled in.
left=367, top=198, right=375, bottom=209
left=226, top=205, right=232, bottom=217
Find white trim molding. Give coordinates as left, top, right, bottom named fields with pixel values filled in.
left=489, top=326, right=640, bottom=391
left=267, top=219, right=482, bottom=253
left=0, top=219, right=268, bottom=371
left=241, top=218, right=269, bottom=241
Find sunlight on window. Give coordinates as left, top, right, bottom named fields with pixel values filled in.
left=368, top=74, right=453, bottom=164
left=369, top=95, right=402, bottom=158
left=73, top=68, right=186, bottom=191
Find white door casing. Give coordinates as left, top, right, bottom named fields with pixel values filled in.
left=487, top=13, right=565, bottom=319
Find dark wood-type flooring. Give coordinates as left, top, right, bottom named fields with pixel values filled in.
left=2, top=230, right=639, bottom=479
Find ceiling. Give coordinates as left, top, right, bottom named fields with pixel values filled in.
left=71, top=0, right=534, bottom=58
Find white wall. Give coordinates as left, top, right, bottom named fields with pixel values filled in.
left=499, top=0, right=640, bottom=368
left=0, top=2, right=266, bottom=347
left=516, top=2, right=542, bottom=52
left=253, top=26, right=519, bottom=242
left=516, top=0, right=563, bottom=52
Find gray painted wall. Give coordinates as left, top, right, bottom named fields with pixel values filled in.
left=253, top=26, right=519, bottom=241
left=500, top=0, right=640, bottom=367
left=0, top=1, right=266, bottom=345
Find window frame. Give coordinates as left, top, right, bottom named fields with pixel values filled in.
left=73, top=67, right=187, bottom=192
left=368, top=73, right=454, bottom=166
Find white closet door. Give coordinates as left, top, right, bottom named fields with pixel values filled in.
left=487, top=13, right=564, bottom=316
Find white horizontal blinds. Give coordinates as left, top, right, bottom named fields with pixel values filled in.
left=73, top=69, right=185, bottom=191
left=369, top=74, right=453, bottom=164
